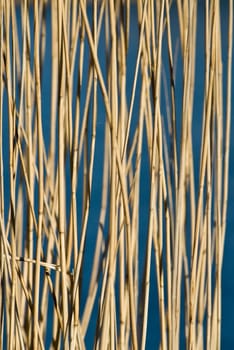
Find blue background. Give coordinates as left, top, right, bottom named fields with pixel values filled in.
left=2, top=2, right=233, bottom=348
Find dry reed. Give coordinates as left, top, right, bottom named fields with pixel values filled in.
left=0, top=0, right=233, bottom=349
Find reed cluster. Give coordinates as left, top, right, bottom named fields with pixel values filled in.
left=0, top=0, right=233, bottom=349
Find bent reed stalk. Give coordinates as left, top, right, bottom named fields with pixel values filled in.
left=0, top=1, right=233, bottom=349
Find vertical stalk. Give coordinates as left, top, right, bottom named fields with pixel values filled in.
left=33, top=0, right=44, bottom=348
left=57, top=0, right=69, bottom=340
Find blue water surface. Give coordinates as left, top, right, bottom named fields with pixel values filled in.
left=2, top=2, right=233, bottom=349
